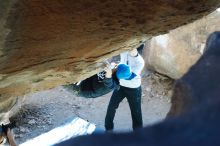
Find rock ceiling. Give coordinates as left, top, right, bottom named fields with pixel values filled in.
left=0, top=0, right=220, bottom=120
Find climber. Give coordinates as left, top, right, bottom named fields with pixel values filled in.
left=63, top=44, right=145, bottom=99
left=104, top=48, right=145, bottom=131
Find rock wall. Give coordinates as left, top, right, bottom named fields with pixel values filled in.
left=1, top=0, right=220, bottom=122
left=144, top=11, right=220, bottom=79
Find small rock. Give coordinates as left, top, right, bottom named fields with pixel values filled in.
left=167, top=90, right=173, bottom=97
left=28, top=119, right=36, bottom=125
left=149, top=93, right=154, bottom=98
left=15, top=134, right=23, bottom=138
left=42, top=125, right=46, bottom=129
left=146, top=88, right=151, bottom=92
left=47, top=119, right=52, bottom=124
left=19, top=127, right=27, bottom=133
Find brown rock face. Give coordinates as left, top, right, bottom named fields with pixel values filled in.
left=0, top=0, right=220, bottom=121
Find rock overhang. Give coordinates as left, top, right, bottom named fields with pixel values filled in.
left=0, top=0, right=220, bottom=121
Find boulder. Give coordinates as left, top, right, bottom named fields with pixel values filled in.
left=1, top=0, right=220, bottom=122
left=144, top=11, right=220, bottom=79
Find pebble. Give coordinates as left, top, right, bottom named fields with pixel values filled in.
left=20, top=127, right=28, bottom=133
left=146, top=87, right=151, bottom=92
left=15, top=134, right=23, bottom=138
left=28, top=119, right=36, bottom=125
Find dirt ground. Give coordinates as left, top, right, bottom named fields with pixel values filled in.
left=10, top=72, right=174, bottom=145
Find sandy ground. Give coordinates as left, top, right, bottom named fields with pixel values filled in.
left=10, top=72, right=173, bottom=145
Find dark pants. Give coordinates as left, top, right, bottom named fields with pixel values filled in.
left=105, top=86, right=143, bottom=130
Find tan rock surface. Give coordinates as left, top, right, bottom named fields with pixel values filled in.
left=144, top=11, right=220, bottom=79
left=0, top=0, right=220, bottom=121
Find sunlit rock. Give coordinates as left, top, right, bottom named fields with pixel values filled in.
left=144, top=11, right=220, bottom=79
